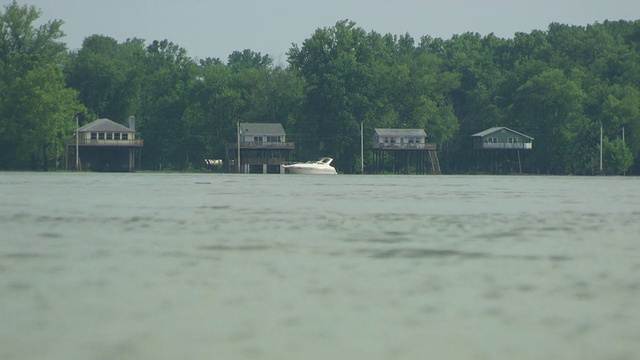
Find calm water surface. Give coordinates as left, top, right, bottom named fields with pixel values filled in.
left=1, top=173, right=640, bottom=359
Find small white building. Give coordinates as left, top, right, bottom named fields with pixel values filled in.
left=77, top=118, right=139, bottom=143
left=471, top=127, right=533, bottom=150
left=66, top=117, right=143, bottom=171
left=227, top=123, right=294, bottom=173
left=373, top=128, right=428, bottom=149
left=371, top=128, right=439, bottom=174
left=239, top=123, right=287, bottom=146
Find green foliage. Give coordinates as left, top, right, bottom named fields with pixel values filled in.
left=0, top=1, right=66, bottom=81
left=65, top=35, right=146, bottom=121
left=603, top=137, right=633, bottom=174
left=228, top=49, right=272, bottom=70
left=0, top=1, right=84, bottom=170
left=288, top=20, right=460, bottom=172
left=5, top=66, right=84, bottom=169
left=513, top=69, right=587, bottom=173
left=137, top=39, right=198, bottom=169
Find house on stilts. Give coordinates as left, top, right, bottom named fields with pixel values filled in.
left=371, top=128, right=440, bottom=174
left=471, top=127, right=533, bottom=173
left=66, top=116, right=143, bottom=172
left=226, top=123, right=295, bottom=174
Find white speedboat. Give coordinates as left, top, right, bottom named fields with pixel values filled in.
left=282, top=157, right=338, bottom=175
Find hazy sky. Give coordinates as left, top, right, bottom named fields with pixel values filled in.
left=9, top=0, right=640, bottom=63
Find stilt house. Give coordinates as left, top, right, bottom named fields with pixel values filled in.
left=471, top=127, right=533, bottom=173
left=471, top=127, right=533, bottom=150
left=66, top=116, right=143, bottom=171
left=371, top=128, right=440, bottom=174
left=226, top=123, right=295, bottom=173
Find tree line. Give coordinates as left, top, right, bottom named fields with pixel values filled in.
left=2, top=1, right=639, bottom=174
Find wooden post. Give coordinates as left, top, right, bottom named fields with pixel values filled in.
left=517, top=150, right=522, bottom=174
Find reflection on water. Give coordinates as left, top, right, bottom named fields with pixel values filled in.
left=1, top=173, right=640, bottom=360
left=369, top=248, right=571, bottom=261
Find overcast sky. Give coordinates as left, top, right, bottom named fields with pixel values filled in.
left=9, top=0, right=640, bottom=63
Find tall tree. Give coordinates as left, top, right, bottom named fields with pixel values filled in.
left=138, top=39, right=197, bottom=170
left=0, top=1, right=83, bottom=170
left=65, top=35, right=146, bottom=121
left=0, top=1, right=66, bottom=82
left=5, top=66, right=85, bottom=169
left=513, top=69, right=587, bottom=174
left=288, top=20, right=371, bottom=170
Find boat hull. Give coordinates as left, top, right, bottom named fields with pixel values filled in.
left=284, top=167, right=337, bottom=175
left=282, top=157, right=338, bottom=175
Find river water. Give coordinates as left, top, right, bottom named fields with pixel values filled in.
left=1, top=172, right=639, bottom=360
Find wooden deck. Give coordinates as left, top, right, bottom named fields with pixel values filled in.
left=68, top=138, right=144, bottom=147
left=372, top=143, right=437, bottom=150
left=226, top=142, right=295, bottom=150
left=474, top=143, right=532, bottom=150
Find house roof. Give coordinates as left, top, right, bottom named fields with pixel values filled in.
left=374, top=128, right=427, bottom=137
left=78, top=118, right=134, bottom=133
left=471, top=127, right=534, bottom=140
left=240, top=123, right=285, bottom=136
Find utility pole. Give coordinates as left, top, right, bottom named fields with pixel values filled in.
left=237, top=122, right=241, bottom=173
left=360, top=121, right=364, bottom=174
left=623, top=127, right=626, bottom=176
left=75, top=115, right=79, bottom=171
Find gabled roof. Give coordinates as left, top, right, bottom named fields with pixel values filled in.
left=374, top=128, right=427, bottom=137
left=240, top=123, right=285, bottom=136
left=471, top=127, right=534, bottom=140
left=78, top=118, right=134, bottom=133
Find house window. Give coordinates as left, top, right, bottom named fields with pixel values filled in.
left=508, top=137, right=518, bottom=144
left=267, top=136, right=279, bottom=142
left=106, top=133, right=113, bottom=140
left=98, top=133, right=105, bottom=140
left=487, top=137, right=498, bottom=143
left=122, top=133, right=128, bottom=140
left=390, top=138, right=396, bottom=143
left=254, top=136, right=263, bottom=142
left=91, top=132, right=97, bottom=140
left=384, top=137, right=389, bottom=143
left=114, top=133, right=121, bottom=140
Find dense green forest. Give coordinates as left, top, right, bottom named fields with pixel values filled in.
left=2, top=2, right=640, bottom=174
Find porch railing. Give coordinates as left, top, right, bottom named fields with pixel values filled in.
left=68, top=138, right=144, bottom=147
left=372, top=143, right=437, bottom=150
left=226, top=142, right=295, bottom=150
left=479, top=143, right=532, bottom=150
